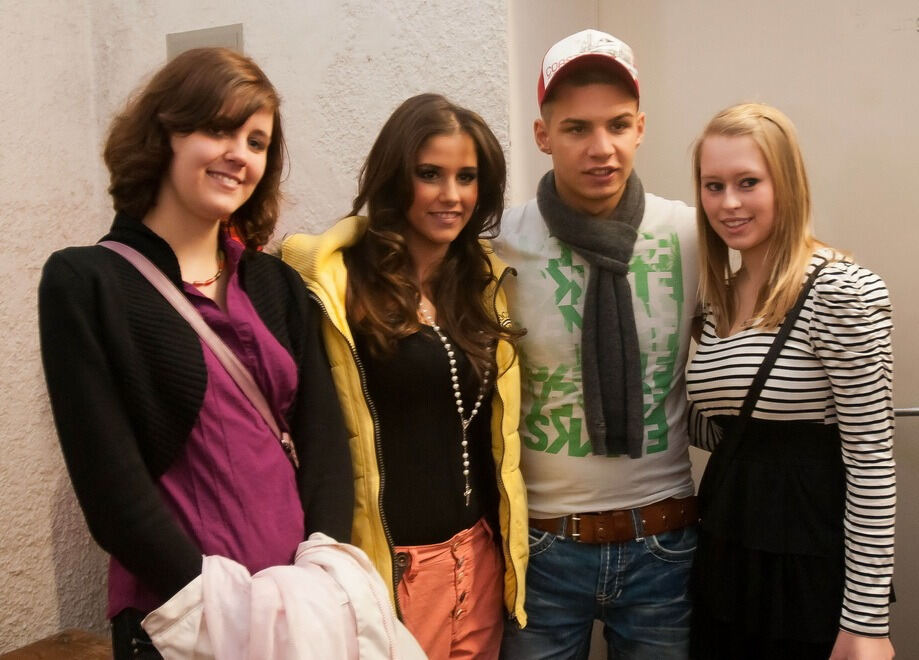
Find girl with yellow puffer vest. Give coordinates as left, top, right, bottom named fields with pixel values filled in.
left=282, top=93, right=528, bottom=660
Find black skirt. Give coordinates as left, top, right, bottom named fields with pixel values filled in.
left=691, top=416, right=845, bottom=657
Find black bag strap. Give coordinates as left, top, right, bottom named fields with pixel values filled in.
left=716, top=258, right=831, bottom=466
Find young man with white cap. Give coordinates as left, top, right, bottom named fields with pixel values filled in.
left=494, top=29, right=699, bottom=658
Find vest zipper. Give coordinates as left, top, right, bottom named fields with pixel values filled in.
left=490, top=264, right=523, bottom=620
left=493, top=264, right=517, bottom=329
left=307, top=291, right=403, bottom=619
left=491, top=356, right=521, bottom=622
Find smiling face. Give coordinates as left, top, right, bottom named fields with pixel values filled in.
left=158, top=107, right=273, bottom=226
left=699, top=134, right=776, bottom=264
left=535, top=81, right=644, bottom=217
left=404, top=130, right=479, bottom=263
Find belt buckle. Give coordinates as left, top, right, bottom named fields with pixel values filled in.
left=568, top=514, right=581, bottom=540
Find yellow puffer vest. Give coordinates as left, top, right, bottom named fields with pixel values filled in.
left=282, top=216, right=528, bottom=626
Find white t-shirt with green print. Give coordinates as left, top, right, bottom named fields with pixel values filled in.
left=494, top=193, right=699, bottom=516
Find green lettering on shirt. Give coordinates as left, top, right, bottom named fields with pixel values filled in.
left=631, top=233, right=684, bottom=453
left=523, top=231, right=685, bottom=458
left=521, top=363, right=585, bottom=455
left=547, top=245, right=584, bottom=331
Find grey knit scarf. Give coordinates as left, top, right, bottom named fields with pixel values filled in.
left=537, top=170, right=645, bottom=458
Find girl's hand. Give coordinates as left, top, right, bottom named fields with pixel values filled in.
left=829, top=630, right=894, bottom=660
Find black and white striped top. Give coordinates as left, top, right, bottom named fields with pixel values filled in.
left=687, top=251, right=895, bottom=636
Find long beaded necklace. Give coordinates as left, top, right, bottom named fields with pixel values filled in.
left=418, top=302, right=490, bottom=506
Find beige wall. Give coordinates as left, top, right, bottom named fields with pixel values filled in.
left=507, top=0, right=598, bottom=202
left=509, top=0, right=918, bottom=657
left=0, top=1, right=111, bottom=648
left=0, top=0, right=509, bottom=651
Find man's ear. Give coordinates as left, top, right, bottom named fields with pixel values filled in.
left=635, top=111, right=646, bottom=148
left=534, top=118, right=552, bottom=155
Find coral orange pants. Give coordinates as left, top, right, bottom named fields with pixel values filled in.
left=395, top=518, right=504, bottom=659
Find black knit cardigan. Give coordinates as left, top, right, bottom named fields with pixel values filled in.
left=38, top=213, right=353, bottom=607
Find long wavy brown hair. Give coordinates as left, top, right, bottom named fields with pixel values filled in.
left=103, top=47, right=286, bottom=249
left=345, top=93, right=519, bottom=380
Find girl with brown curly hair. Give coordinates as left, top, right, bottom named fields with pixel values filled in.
left=283, top=93, right=528, bottom=659
left=38, top=48, right=351, bottom=659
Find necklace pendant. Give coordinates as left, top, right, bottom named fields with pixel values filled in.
left=464, top=486, right=472, bottom=507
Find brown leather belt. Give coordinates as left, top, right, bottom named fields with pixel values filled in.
left=529, top=496, right=698, bottom=544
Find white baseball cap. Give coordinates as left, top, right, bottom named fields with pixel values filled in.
left=538, top=29, right=639, bottom=106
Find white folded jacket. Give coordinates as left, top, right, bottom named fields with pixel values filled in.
left=142, top=533, right=426, bottom=660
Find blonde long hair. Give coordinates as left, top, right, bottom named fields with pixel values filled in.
left=692, top=103, right=818, bottom=332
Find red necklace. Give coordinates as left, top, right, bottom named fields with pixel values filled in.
left=187, top=251, right=225, bottom=287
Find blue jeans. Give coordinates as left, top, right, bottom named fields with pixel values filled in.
left=502, top=524, right=696, bottom=660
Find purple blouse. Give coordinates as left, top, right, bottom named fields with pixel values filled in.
left=108, top=238, right=304, bottom=617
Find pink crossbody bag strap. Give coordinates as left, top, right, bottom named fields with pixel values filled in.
left=99, top=240, right=299, bottom=469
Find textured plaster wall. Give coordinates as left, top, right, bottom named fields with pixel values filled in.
left=0, top=0, right=111, bottom=651
left=0, top=0, right=508, bottom=651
